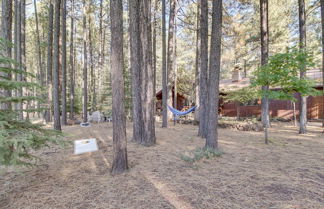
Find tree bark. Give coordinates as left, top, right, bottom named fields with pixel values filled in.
left=33, top=0, right=43, bottom=85
left=14, top=0, right=23, bottom=119
left=260, top=0, right=270, bottom=143
left=298, top=0, right=307, bottom=134
left=0, top=0, right=13, bottom=110
left=173, top=17, right=177, bottom=125
left=162, top=0, right=168, bottom=127
left=206, top=0, right=222, bottom=150
left=69, top=0, right=75, bottom=120
left=198, top=0, right=208, bottom=137
left=82, top=0, right=88, bottom=123
left=140, top=0, right=156, bottom=145
left=195, top=0, right=200, bottom=107
left=321, top=0, right=324, bottom=127
left=89, top=16, right=96, bottom=112
left=21, top=0, right=27, bottom=119
left=110, top=0, right=128, bottom=174
left=166, top=0, right=177, bottom=120
left=53, top=0, right=61, bottom=131
left=153, top=0, right=158, bottom=115
left=129, top=0, right=144, bottom=143
left=61, top=0, right=67, bottom=125
left=45, top=3, right=54, bottom=123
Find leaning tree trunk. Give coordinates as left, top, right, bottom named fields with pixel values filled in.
left=206, top=0, right=222, bottom=149
left=82, top=0, right=88, bottom=123
left=298, top=0, right=307, bottom=134
left=45, top=3, right=54, bottom=123
left=53, top=0, right=61, bottom=131
left=0, top=0, right=13, bottom=110
left=110, top=0, right=128, bottom=174
left=61, top=0, right=67, bottom=125
left=320, top=0, right=324, bottom=127
left=140, top=0, right=156, bottom=145
left=162, top=0, right=168, bottom=127
left=69, top=0, right=75, bottom=120
left=166, top=0, right=177, bottom=120
left=129, top=0, right=144, bottom=143
left=198, top=0, right=208, bottom=137
left=260, top=0, right=270, bottom=143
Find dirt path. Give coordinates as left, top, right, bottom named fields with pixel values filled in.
left=1, top=122, right=323, bottom=209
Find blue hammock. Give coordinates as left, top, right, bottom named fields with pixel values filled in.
left=167, top=105, right=196, bottom=116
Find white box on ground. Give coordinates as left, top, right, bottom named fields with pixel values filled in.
left=74, top=138, right=98, bottom=155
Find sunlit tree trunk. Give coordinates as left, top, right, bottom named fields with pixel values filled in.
left=198, top=0, right=208, bottom=137
left=298, top=0, right=307, bottom=134
left=206, top=0, right=222, bottom=149
left=260, top=0, right=270, bottom=143
left=53, top=0, right=61, bottom=131
left=110, top=0, right=128, bottom=174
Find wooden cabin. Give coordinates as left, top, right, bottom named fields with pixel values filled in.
left=220, top=68, right=324, bottom=120
left=155, top=87, right=189, bottom=114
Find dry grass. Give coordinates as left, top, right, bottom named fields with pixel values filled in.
left=1, top=122, right=324, bottom=209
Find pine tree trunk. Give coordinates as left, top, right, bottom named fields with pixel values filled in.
left=21, top=0, right=27, bottom=119
left=0, top=0, right=13, bottom=110
left=110, top=0, right=128, bottom=175
left=321, top=0, right=324, bottom=127
left=198, top=0, right=208, bottom=137
left=82, top=0, right=88, bottom=123
left=89, top=16, right=96, bottom=112
left=98, top=0, right=104, bottom=107
left=162, top=0, right=168, bottom=127
left=129, top=0, right=144, bottom=143
left=206, top=0, right=222, bottom=150
left=140, top=0, right=156, bottom=145
left=45, top=3, right=54, bottom=123
left=33, top=0, right=43, bottom=86
left=298, top=0, right=307, bottom=134
left=15, top=0, right=23, bottom=119
left=173, top=18, right=177, bottom=116
left=53, top=0, right=61, bottom=131
left=260, top=0, right=270, bottom=143
left=195, top=0, right=200, bottom=107
left=61, top=0, right=67, bottom=125
left=153, top=0, right=158, bottom=115
left=69, top=0, right=75, bottom=120
left=166, top=0, right=177, bottom=120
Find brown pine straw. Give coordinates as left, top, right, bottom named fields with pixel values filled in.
left=1, top=122, right=323, bottom=209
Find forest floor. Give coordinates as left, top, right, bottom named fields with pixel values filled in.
left=1, top=122, right=324, bottom=209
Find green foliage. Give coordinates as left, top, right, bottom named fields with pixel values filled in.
left=223, top=87, right=259, bottom=105
left=180, top=147, right=223, bottom=163
left=0, top=39, right=67, bottom=167
left=251, top=48, right=322, bottom=101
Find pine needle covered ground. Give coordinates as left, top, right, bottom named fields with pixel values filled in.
left=1, top=122, right=323, bottom=209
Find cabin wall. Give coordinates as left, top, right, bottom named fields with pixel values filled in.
left=221, top=91, right=323, bottom=120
